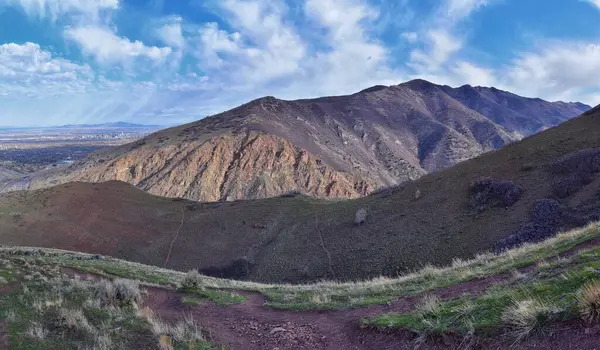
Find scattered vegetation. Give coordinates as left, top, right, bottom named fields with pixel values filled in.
left=0, top=257, right=212, bottom=349
left=469, top=177, right=523, bottom=212
left=5, top=222, right=597, bottom=313
left=550, top=148, right=600, bottom=198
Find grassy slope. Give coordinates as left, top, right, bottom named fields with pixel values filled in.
left=1, top=107, right=600, bottom=284
left=0, top=258, right=211, bottom=349
left=364, top=244, right=600, bottom=342
left=1, top=223, right=600, bottom=347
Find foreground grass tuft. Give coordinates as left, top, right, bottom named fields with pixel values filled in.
left=501, top=298, right=560, bottom=342
left=578, top=280, right=600, bottom=322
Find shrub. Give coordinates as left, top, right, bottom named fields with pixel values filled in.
left=370, top=186, right=395, bottom=198
left=113, top=279, right=142, bottom=305
left=552, top=174, right=593, bottom=199
left=494, top=199, right=567, bottom=252
left=501, top=298, right=559, bottom=342
left=549, top=148, right=600, bottom=198
left=416, top=295, right=440, bottom=315
left=59, top=308, right=95, bottom=334
left=94, top=279, right=141, bottom=307
left=469, top=177, right=524, bottom=211
left=181, top=270, right=203, bottom=289
left=355, top=208, right=368, bottom=225
left=550, top=148, right=600, bottom=175
left=148, top=313, right=205, bottom=344
left=530, top=199, right=563, bottom=226
left=578, top=281, right=600, bottom=322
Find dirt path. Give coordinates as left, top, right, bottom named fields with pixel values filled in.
left=142, top=238, right=600, bottom=349
left=143, top=272, right=509, bottom=350
left=58, top=237, right=600, bottom=349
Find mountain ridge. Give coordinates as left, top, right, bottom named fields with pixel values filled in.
left=20, top=80, right=591, bottom=202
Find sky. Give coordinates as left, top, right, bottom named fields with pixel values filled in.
left=1, top=0, right=600, bottom=126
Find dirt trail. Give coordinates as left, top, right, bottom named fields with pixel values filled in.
left=56, top=237, right=600, bottom=349
left=142, top=238, right=600, bottom=349
left=143, top=272, right=508, bottom=350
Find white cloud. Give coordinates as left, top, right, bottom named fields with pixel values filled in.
left=405, top=0, right=492, bottom=85
left=409, top=30, right=462, bottom=73
left=585, top=0, right=600, bottom=9
left=298, top=0, right=401, bottom=94
left=195, top=0, right=305, bottom=84
left=502, top=41, right=600, bottom=102
left=0, top=42, right=92, bottom=97
left=443, top=0, right=489, bottom=21
left=304, top=0, right=378, bottom=41
left=402, top=32, right=418, bottom=42
left=157, top=16, right=185, bottom=49
left=2, top=0, right=119, bottom=21
left=65, top=25, right=172, bottom=65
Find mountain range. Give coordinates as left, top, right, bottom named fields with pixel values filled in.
left=1, top=104, right=599, bottom=283
left=45, top=79, right=589, bottom=202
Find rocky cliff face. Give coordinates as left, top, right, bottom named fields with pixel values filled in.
left=49, top=80, right=589, bottom=202
left=66, top=131, right=375, bottom=201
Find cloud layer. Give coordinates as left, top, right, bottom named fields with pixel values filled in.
left=0, top=0, right=599, bottom=126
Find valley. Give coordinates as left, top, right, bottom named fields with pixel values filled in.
left=0, top=123, right=162, bottom=191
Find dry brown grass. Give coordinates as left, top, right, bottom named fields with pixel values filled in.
left=501, top=297, right=559, bottom=342
left=578, top=280, right=600, bottom=322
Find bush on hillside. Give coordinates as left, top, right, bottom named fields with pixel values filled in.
left=494, top=199, right=566, bottom=252
left=552, top=175, right=593, bottom=199
left=549, top=148, right=600, bottom=198
left=550, top=148, right=600, bottom=175
left=94, top=279, right=142, bottom=307
left=469, top=177, right=524, bottom=212
left=181, top=270, right=203, bottom=289
left=370, top=186, right=396, bottom=198
left=279, top=190, right=302, bottom=198
left=530, top=199, right=564, bottom=226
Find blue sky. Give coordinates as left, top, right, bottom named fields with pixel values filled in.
left=0, top=0, right=600, bottom=126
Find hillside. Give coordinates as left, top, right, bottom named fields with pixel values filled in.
left=33, top=80, right=589, bottom=202
left=1, top=106, right=600, bottom=283
left=0, top=223, right=599, bottom=348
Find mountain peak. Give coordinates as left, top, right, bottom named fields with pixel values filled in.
left=401, top=79, right=440, bottom=91
left=359, top=85, right=389, bottom=94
